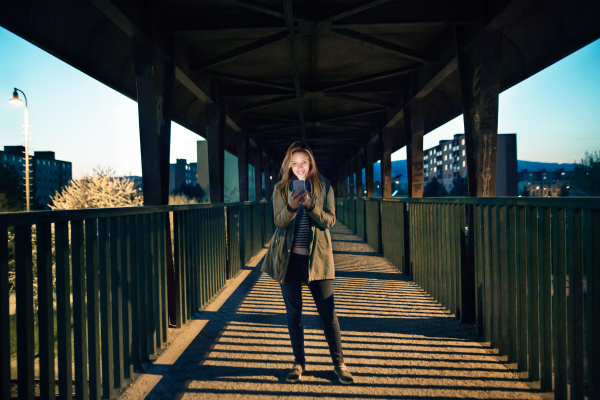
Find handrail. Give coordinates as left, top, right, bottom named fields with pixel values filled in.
left=349, top=196, right=600, bottom=208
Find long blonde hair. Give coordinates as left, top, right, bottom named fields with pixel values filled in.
left=274, top=142, right=322, bottom=204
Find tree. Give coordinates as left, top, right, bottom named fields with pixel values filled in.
left=449, top=177, right=469, bottom=196
left=569, top=150, right=600, bottom=196
left=171, top=183, right=206, bottom=203
left=0, top=163, right=24, bottom=212
left=423, top=177, right=447, bottom=197
left=50, top=166, right=143, bottom=209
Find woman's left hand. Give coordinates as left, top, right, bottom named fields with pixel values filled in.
left=300, top=192, right=315, bottom=209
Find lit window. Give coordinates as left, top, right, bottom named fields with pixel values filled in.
left=462, top=139, right=465, bottom=145
left=433, top=167, right=437, bottom=173
left=462, top=161, right=466, bottom=167
left=444, top=145, right=447, bottom=151
left=444, top=164, right=448, bottom=170
left=462, top=150, right=465, bottom=156
left=444, top=155, right=447, bottom=161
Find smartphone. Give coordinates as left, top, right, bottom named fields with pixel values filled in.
left=292, top=180, right=305, bottom=194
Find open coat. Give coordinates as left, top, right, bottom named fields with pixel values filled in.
left=261, top=177, right=336, bottom=283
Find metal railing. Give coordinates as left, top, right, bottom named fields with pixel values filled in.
left=1, top=200, right=272, bottom=399
left=338, top=196, right=600, bottom=399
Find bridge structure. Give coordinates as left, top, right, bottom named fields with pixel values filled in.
left=1, top=0, right=599, bottom=398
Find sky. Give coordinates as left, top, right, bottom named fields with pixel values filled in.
left=1, top=26, right=599, bottom=177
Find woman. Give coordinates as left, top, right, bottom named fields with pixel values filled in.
left=264, top=141, right=354, bottom=385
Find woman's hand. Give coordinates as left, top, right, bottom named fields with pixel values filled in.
left=300, top=191, right=315, bottom=209
left=288, top=188, right=304, bottom=211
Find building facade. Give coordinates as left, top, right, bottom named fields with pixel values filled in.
left=519, top=168, right=571, bottom=197
left=169, top=158, right=198, bottom=193
left=1, top=146, right=72, bottom=208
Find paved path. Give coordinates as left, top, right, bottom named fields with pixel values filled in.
left=121, top=223, right=542, bottom=400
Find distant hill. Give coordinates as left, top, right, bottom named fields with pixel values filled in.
left=371, top=160, right=579, bottom=184
left=517, top=160, right=578, bottom=172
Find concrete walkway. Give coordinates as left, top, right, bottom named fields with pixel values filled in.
left=121, top=223, right=542, bottom=400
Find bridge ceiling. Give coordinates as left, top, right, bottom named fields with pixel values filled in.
left=2, top=0, right=600, bottom=176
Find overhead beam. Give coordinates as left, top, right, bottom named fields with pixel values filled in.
left=209, top=73, right=295, bottom=91
left=322, top=0, right=393, bottom=23
left=237, top=95, right=297, bottom=113
left=196, top=30, right=288, bottom=70
left=283, top=0, right=306, bottom=141
left=332, top=28, right=434, bottom=64
left=324, top=93, right=393, bottom=109
left=317, top=109, right=386, bottom=124
left=217, top=0, right=305, bottom=22
left=320, top=66, right=420, bottom=92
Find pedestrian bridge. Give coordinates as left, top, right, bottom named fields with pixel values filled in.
left=2, top=197, right=598, bottom=399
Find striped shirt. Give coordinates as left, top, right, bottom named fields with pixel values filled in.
left=293, top=206, right=312, bottom=249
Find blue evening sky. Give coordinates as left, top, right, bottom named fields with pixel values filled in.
left=1, top=26, right=599, bottom=176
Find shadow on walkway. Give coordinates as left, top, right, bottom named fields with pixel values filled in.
left=121, top=223, right=542, bottom=400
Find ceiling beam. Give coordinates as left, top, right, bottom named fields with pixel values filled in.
left=324, top=93, right=393, bottom=109
left=321, top=0, right=393, bottom=23
left=319, top=66, right=420, bottom=92
left=283, top=0, right=306, bottom=141
left=196, top=30, right=288, bottom=70
left=217, top=0, right=305, bottom=22
left=317, top=109, right=386, bottom=124
left=209, top=73, right=295, bottom=91
left=331, top=28, right=434, bottom=64
left=237, top=95, right=297, bottom=113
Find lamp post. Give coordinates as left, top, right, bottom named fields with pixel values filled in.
left=9, top=88, right=31, bottom=211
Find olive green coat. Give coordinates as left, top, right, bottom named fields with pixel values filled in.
left=261, top=178, right=336, bottom=283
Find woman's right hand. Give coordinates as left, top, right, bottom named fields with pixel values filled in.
left=288, top=188, right=304, bottom=211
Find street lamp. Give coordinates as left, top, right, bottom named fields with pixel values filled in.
left=9, top=88, right=32, bottom=211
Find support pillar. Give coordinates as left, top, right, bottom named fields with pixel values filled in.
left=458, top=28, right=503, bottom=197
left=205, top=102, right=225, bottom=203
left=407, top=100, right=424, bottom=198
left=264, top=156, right=272, bottom=201
left=381, top=126, right=394, bottom=198
left=356, top=150, right=364, bottom=198
left=365, top=141, right=375, bottom=198
left=254, top=150, right=263, bottom=201
left=348, top=159, right=355, bottom=198
left=133, top=36, right=174, bottom=206
left=237, top=131, right=249, bottom=201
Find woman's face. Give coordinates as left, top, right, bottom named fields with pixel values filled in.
left=291, top=151, right=310, bottom=180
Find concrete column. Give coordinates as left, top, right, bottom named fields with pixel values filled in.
left=381, top=126, right=394, bottom=198
left=264, top=156, right=272, bottom=201
left=133, top=36, right=174, bottom=206
left=356, top=150, right=364, bottom=198
left=348, top=159, right=356, bottom=198
left=458, top=28, right=503, bottom=197
left=205, top=102, right=225, bottom=203
left=365, top=140, right=375, bottom=198
left=254, top=150, right=262, bottom=201
left=408, top=100, right=424, bottom=198
left=237, top=131, right=249, bottom=201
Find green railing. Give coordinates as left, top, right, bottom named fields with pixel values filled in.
left=338, top=196, right=600, bottom=399
left=0, top=200, right=272, bottom=399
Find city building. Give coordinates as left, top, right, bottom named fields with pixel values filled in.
left=169, top=158, right=198, bottom=193
left=423, top=134, right=517, bottom=196
left=519, top=168, right=571, bottom=197
left=1, top=146, right=72, bottom=208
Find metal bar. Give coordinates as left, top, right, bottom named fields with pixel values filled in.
left=0, top=228, right=8, bottom=400
left=568, top=209, right=584, bottom=399
left=136, top=214, right=148, bottom=365
left=217, top=0, right=294, bottom=21
left=238, top=95, right=297, bottom=113
left=111, top=217, right=125, bottom=391
left=283, top=0, right=306, bottom=140
left=122, top=216, right=135, bottom=379
left=157, top=213, right=168, bottom=344
left=491, top=205, right=500, bottom=348
left=37, top=223, right=55, bottom=400
left=507, top=206, right=518, bottom=363
left=55, top=221, right=73, bottom=400
left=99, top=218, right=115, bottom=395
left=332, top=28, right=432, bottom=63
left=210, top=72, right=295, bottom=92
left=320, top=66, right=418, bottom=93
left=71, top=220, right=88, bottom=400
left=590, top=210, right=600, bottom=399
left=498, top=206, right=509, bottom=355
left=552, top=207, right=567, bottom=399
left=539, top=207, right=552, bottom=391
left=128, top=215, right=141, bottom=370
left=483, top=205, right=492, bottom=343
left=15, top=224, right=35, bottom=400
left=517, top=206, right=529, bottom=371
left=322, top=0, right=392, bottom=22
left=145, top=214, right=156, bottom=357
left=528, top=207, right=540, bottom=382
left=582, top=209, right=594, bottom=398
left=85, top=219, right=101, bottom=400
left=197, top=30, right=288, bottom=70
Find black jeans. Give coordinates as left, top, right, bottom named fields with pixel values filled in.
left=280, top=253, right=344, bottom=366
